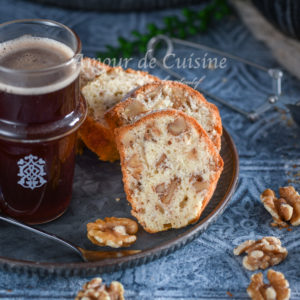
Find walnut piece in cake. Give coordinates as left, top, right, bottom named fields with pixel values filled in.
left=261, top=187, right=300, bottom=227
left=247, top=270, right=290, bottom=300
left=233, top=237, right=287, bottom=271
left=75, top=277, right=124, bottom=300
left=87, top=217, right=138, bottom=248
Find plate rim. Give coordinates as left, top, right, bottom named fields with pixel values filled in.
left=0, top=127, right=239, bottom=275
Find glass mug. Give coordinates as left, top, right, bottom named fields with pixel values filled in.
left=0, top=19, right=86, bottom=224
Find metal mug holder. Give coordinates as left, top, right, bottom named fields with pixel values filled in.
left=147, top=35, right=283, bottom=121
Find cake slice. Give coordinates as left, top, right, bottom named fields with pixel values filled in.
left=115, top=109, right=224, bottom=233
left=79, top=65, right=160, bottom=162
left=106, top=81, right=222, bottom=150
left=80, top=57, right=111, bottom=88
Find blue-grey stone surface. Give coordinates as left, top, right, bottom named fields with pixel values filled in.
left=0, top=0, right=300, bottom=299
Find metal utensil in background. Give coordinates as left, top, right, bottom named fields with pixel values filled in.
left=147, top=35, right=283, bottom=121
left=0, top=213, right=140, bottom=262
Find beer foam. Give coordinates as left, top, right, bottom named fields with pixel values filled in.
left=0, top=36, right=80, bottom=95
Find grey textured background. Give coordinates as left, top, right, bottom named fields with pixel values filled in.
left=0, top=0, right=300, bottom=299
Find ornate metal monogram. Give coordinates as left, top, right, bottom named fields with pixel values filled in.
left=17, top=154, right=47, bottom=190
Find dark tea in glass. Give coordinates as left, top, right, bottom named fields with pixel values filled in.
left=0, top=19, right=86, bottom=224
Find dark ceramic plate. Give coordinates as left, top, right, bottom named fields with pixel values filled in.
left=0, top=127, right=239, bottom=276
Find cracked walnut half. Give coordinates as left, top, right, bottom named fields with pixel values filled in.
left=233, top=237, right=287, bottom=271
left=87, top=217, right=138, bottom=248
left=247, top=270, right=290, bottom=300
left=75, top=277, right=124, bottom=300
left=261, top=186, right=300, bottom=227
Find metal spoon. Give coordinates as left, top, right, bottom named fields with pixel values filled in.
left=286, top=101, right=300, bottom=127
left=0, top=213, right=140, bottom=262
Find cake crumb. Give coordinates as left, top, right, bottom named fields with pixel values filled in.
left=226, top=291, right=233, bottom=297
left=287, top=227, right=293, bottom=232
left=115, top=197, right=120, bottom=202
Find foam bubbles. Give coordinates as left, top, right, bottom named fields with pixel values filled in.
left=0, top=36, right=80, bottom=95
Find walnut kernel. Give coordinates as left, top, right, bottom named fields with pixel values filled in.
left=233, top=237, right=287, bottom=271
left=261, top=187, right=300, bottom=227
left=75, top=277, right=124, bottom=300
left=247, top=270, right=290, bottom=300
left=155, top=177, right=181, bottom=205
left=167, top=117, right=187, bottom=136
left=127, top=154, right=143, bottom=180
left=190, top=175, right=209, bottom=193
left=144, top=122, right=161, bottom=141
left=279, top=186, right=300, bottom=226
left=155, top=153, right=168, bottom=169
left=87, top=217, right=138, bottom=248
left=124, top=100, right=146, bottom=119
left=261, top=189, right=292, bottom=227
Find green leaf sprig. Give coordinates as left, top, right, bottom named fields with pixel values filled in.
left=97, top=0, right=230, bottom=60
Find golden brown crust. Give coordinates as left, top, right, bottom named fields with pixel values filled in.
left=105, top=80, right=222, bottom=151
left=79, top=58, right=114, bottom=159
left=78, top=115, right=119, bottom=162
left=115, top=109, right=224, bottom=233
left=124, top=68, right=161, bottom=82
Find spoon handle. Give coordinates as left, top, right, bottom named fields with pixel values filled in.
left=0, top=213, right=83, bottom=260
